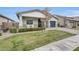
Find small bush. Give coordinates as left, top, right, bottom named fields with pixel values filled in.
left=18, top=27, right=45, bottom=32
left=38, top=27, right=45, bottom=30
left=18, top=28, right=27, bottom=32
left=0, top=33, right=2, bottom=36
left=72, top=26, right=76, bottom=28
left=27, top=27, right=45, bottom=31
left=10, top=28, right=17, bottom=33
left=3, top=28, right=9, bottom=32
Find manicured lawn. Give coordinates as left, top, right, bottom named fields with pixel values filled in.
left=0, top=30, right=74, bottom=51
left=74, top=47, right=79, bottom=51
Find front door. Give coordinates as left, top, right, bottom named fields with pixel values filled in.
left=38, top=18, right=42, bottom=27
left=50, top=21, right=56, bottom=27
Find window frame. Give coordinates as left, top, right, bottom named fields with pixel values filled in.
left=27, top=20, right=33, bottom=25
left=77, top=22, right=79, bottom=26
left=69, top=20, right=74, bottom=23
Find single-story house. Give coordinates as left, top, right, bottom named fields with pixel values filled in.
left=0, top=14, right=18, bottom=32
left=55, top=15, right=79, bottom=29
left=17, top=9, right=79, bottom=29
left=17, top=10, right=58, bottom=28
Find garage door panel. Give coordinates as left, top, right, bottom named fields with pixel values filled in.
left=50, top=21, right=56, bottom=27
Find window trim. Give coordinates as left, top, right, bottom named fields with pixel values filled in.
left=69, top=20, right=74, bottom=23
left=77, top=22, right=79, bottom=26
left=27, top=20, right=33, bottom=25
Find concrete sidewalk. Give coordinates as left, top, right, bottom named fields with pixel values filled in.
left=33, top=34, right=79, bottom=51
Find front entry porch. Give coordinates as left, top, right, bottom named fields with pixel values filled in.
left=38, top=18, right=47, bottom=28
left=22, top=17, right=47, bottom=28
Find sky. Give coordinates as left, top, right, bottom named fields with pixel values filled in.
left=0, top=7, right=79, bottom=22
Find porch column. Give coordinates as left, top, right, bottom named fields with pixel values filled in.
left=44, top=21, right=47, bottom=28
left=73, top=21, right=76, bottom=27
left=41, top=19, right=46, bottom=28
left=76, top=21, right=78, bottom=28
left=19, top=15, right=23, bottom=28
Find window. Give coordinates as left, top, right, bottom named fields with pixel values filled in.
left=69, top=20, right=74, bottom=23
left=77, top=22, right=79, bottom=26
left=27, top=20, right=33, bottom=25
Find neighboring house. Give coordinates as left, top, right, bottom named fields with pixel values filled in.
left=17, top=10, right=58, bottom=28
left=0, top=14, right=18, bottom=32
left=55, top=15, right=79, bottom=29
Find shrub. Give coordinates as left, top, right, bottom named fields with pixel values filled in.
left=26, top=28, right=33, bottom=31
left=38, top=27, right=45, bottom=30
left=10, top=28, right=17, bottom=33
left=27, top=27, right=45, bottom=31
left=18, top=28, right=27, bottom=32
left=0, top=33, right=2, bottom=36
left=72, top=26, right=76, bottom=28
left=3, top=28, right=9, bottom=32
left=18, top=27, right=45, bottom=32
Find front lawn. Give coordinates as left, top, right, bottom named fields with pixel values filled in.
left=74, top=47, right=79, bottom=51
left=0, top=30, right=74, bottom=51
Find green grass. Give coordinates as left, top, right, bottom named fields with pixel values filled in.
left=74, top=47, right=79, bottom=51
left=0, top=30, right=74, bottom=51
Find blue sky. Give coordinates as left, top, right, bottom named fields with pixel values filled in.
left=0, top=7, right=79, bottom=22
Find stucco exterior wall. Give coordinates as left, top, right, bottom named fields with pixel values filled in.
left=57, top=17, right=65, bottom=27
left=65, top=20, right=73, bottom=28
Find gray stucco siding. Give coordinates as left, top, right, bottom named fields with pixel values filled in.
left=33, top=18, right=38, bottom=28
